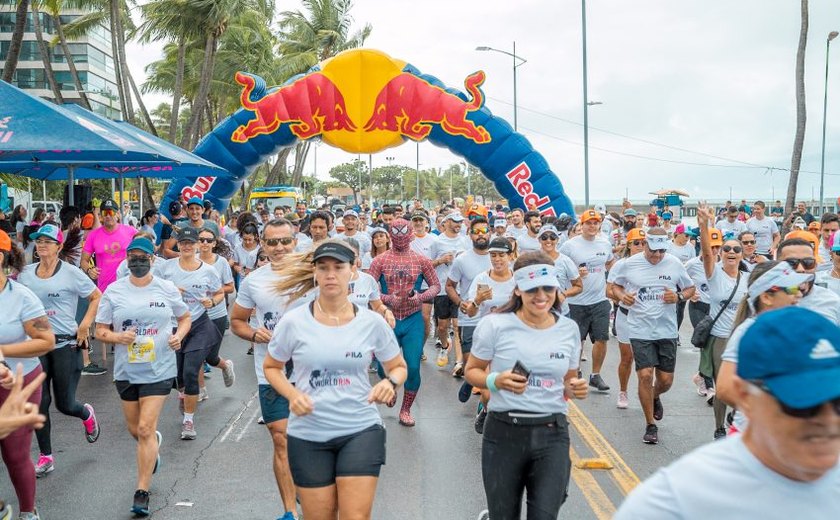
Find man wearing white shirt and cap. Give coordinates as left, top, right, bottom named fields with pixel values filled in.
left=335, top=209, right=371, bottom=254
left=611, top=228, right=695, bottom=444
left=616, top=306, right=840, bottom=518
left=492, top=218, right=507, bottom=239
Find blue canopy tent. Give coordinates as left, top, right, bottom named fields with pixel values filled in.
left=0, top=80, right=229, bottom=206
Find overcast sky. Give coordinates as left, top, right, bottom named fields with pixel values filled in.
left=127, top=0, right=840, bottom=205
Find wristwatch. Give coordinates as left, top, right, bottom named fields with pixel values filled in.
left=677, top=292, right=686, bottom=303
left=386, top=376, right=401, bottom=388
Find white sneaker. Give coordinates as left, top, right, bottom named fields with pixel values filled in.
left=692, top=373, right=707, bottom=396
left=436, top=348, right=449, bottom=367
left=222, top=360, right=235, bottom=387
left=616, top=391, right=629, bottom=409
left=198, top=387, right=209, bottom=402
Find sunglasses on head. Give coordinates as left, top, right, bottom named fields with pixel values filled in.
left=785, top=257, right=817, bottom=270
left=471, top=227, right=490, bottom=235
left=741, top=240, right=756, bottom=245
left=766, top=285, right=802, bottom=296
left=722, top=245, right=743, bottom=253
left=540, top=234, right=558, bottom=241
left=524, top=285, right=557, bottom=295
left=263, top=237, right=294, bottom=246
left=197, top=237, right=215, bottom=243
left=750, top=381, right=840, bottom=419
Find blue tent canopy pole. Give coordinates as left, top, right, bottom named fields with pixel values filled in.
left=69, top=165, right=75, bottom=206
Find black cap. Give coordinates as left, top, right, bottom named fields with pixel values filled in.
left=169, top=201, right=182, bottom=215
left=312, top=242, right=356, bottom=264
left=203, top=200, right=213, bottom=210
left=488, top=237, right=513, bottom=253
left=410, top=212, right=428, bottom=221
left=100, top=199, right=118, bottom=211
left=176, top=226, right=199, bottom=243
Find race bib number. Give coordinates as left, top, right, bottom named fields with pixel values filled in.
left=128, top=336, right=156, bottom=364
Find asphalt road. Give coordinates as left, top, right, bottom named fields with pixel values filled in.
left=1, top=321, right=715, bottom=519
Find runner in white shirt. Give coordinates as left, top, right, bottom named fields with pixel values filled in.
left=606, top=228, right=647, bottom=409
left=408, top=212, right=437, bottom=349
left=616, top=307, right=840, bottom=520
left=446, top=217, right=492, bottom=393
left=229, top=218, right=309, bottom=520
left=611, top=228, right=695, bottom=445
left=505, top=208, right=527, bottom=238
left=515, top=210, right=542, bottom=253
left=559, top=209, right=616, bottom=393
left=536, top=225, right=583, bottom=316
left=716, top=206, right=748, bottom=237
left=264, top=241, right=408, bottom=520
left=491, top=217, right=507, bottom=239
left=683, top=228, right=721, bottom=398
left=335, top=210, right=371, bottom=255
left=817, top=213, right=839, bottom=268
left=429, top=214, right=470, bottom=365
left=816, top=229, right=840, bottom=297
left=746, top=201, right=780, bottom=258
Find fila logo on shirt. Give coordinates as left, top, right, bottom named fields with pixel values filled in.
left=810, top=339, right=840, bottom=360
left=549, top=352, right=565, bottom=360
left=658, top=275, right=672, bottom=281
left=149, top=302, right=167, bottom=308
left=345, top=351, right=363, bottom=359
left=47, top=292, right=60, bottom=298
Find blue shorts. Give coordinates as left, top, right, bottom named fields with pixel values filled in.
left=259, top=384, right=290, bottom=424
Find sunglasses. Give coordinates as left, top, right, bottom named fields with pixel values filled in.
left=751, top=381, right=840, bottom=419
left=470, top=227, right=490, bottom=235
left=722, top=245, right=743, bottom=253
left=197, top=237, right=215, bottom=243
left=630, top=240, right=645, bottom=246
left=524, top=285, right=558, bottom=295
left=257, top=256, right=269, bottom=262
left=263, top=237, right=295, bottom=246
left=649, top=248, right=667, bottom=254
left=101, top=209, right=116, bottom=216
left=540, top=234, right=558, bottom=241
left=741, top=240, right=756, bottom=245
left=785, top=258, right=817, bottom=270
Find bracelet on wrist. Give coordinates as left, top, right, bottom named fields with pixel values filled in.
left=486, top=372, right=499, bottom=393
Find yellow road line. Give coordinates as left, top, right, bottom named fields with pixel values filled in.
left=568, top=401, right=641, bottom=496
left=569, top=445, right=616, bottom=520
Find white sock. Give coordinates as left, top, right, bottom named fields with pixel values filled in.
left=183, top=413, right=194, bottom=424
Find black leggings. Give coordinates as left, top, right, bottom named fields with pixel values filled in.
left=177, top=314, right=217, bottom=395
left=204, top=316, right=227, bottom=367
left=676, top=299, right=688, bottom=330
left=482, top=413, right=571, bottom=520
left=36, top=346, right=88, bottom=455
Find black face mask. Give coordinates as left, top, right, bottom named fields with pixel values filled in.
left=127, top=256, right=151, bottom=278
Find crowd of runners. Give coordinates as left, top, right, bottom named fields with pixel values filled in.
left=0, top=194, right=838, bottom=519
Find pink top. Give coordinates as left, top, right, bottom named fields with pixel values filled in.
left=82, top=224, right=137, bottom=291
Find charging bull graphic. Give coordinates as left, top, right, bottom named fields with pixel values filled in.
left=160, top=48, right=574, bottom=220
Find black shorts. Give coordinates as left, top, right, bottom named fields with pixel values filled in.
left=287, top=424, right=386, bottom=488
left=459, top=326, right=476, bottom=354
left=259, top=384, right=290, bottom=424
left=434, top=295, right=459, bottom=320
left=115, top=378, right=175, bottom=402
left=568, top=300, right=611, bottom=342
left=630, top=338, right=678, bottom=372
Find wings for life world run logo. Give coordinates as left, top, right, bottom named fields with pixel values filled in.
left=636, top=287, right=666, bottom=303
left=308, top=369, right=351, bottom=390
left=121, top=319, right=159, bottom=336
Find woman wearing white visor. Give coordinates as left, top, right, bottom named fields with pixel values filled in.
left=465, top=251, right=588, bottom=520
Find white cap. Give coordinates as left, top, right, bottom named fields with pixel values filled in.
left=514, top=264, right=561, bottom=291
left=444, top=213, right=465, bottom=223
left=343, top=209, right=359, bottom=218
left=646, top=234, right=670, bottom=250
left=537, top=225, right=560, bottom=239
left=748, top=262, right=814, bottom=302
left=494, top=218, right=507, bottom=228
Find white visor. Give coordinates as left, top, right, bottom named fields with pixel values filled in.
left=514, top=264, right=562, bottom=291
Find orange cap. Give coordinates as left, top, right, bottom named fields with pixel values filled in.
left=0, top=230, right=10, bottom=252
left=785, top=230, right=822, bottom=262
left=708, top=228, right=723, bottom=247
left=579, top=209, right=602, bottom=223
left=808, top=221, right=820, bottom=231
left=81, top=213, right=95, bottom=230
left=626, top=228, right=646, bottom=241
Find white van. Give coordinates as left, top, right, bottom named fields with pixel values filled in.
left=31, top=201, right=63, bottom=218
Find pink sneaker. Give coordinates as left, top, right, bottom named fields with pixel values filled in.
left=35, top=454, right=54, bottom=478
left=82, top=403, right=100, bottom=443
left=692, top=373, right=707, bottom=396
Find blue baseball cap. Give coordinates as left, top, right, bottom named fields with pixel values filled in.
left=186, top=196, right=204, bottom=207
left=738, top=307, right=840, bottom=408
left=127, top=237, right=155, bottom=255
left=29, top=223, right=64, bottom=243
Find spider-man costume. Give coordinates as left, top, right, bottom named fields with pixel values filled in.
left=369, top=218, right=440, bottom=426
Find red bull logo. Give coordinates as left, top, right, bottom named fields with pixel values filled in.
left=506, top=162, right=556, bottom=217
left=363, top=71, right=491, bottom=144
left=180, top=176, right=216, bottom=201
left=231, top=72, right=356, bottom=143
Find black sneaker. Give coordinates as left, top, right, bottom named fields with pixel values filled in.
left=643, top=424, right=659, bottom=444
left=131, top=489, right=150, bottom=517
left=653, top=397, right=664, bottom=421
left=589, top=374, right=610, bottom=392
left=81, top=362, right=107, bottom=376
left=713, top=427, right=727, bottom=440
left=458, top=382, right=473, bottom=403
left=474, top=406, right=488, bottom=434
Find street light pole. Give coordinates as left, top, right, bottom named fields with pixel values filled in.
left=476, top=43, right=527, bottom=131
left=416, top=142, right=421, bottom=200
left=582, top=0, right=591, bottom=208
left=819, top=30, right=839, bottom=215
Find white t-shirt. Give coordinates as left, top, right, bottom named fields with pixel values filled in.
left=361, top=252, right=374, bottom=271
left=1, top=280, right=47, bottom=375
left=429, top=233, right=470, bottom=296
left=448, top=249, right=492, bottom=326
left=708, top=264, right=748, bottom=338
left=268, top=305, right=401, bottom=442
left=348, top=271, right=381, bottom=308
left=506, top=225, right=527, bottom=239
left=157, top=258, right=222, bottom=319
left=294, top=232, right=313, bottom=253
left=234, top=264, right=315, bottom=385
left=471, top=312, right=581, bottom=415
left=746, top=217, right=779, bottom=254
left=206, top=254, right=234, bottom=319
left=614, top=436, right=840, bottom=520
left=18, top=261, right=97, bottom=342
left=799, top=284, right=840, bottom=325
left=611, top=253, right=694, bottom=340
left=336, top=231, right=371, bottom=254
left=815, top=272, right=840, bottom=299
left=684, top=256, right=711, bottom=305
left=115, top=257, right=165, bottom=279
left=667, top=242, right=696, bottom=264
left=516, top=233, right=541, bottom=253
left=410, top=233, right=436, bottom=259
left=95, top=277, right=188, bottom=384
left=234, top=244, right=260, bottom=270
left=559, top=235, right=615, bottom=306
left=716, top=218, right=748, bottom=237
left=554, top=253, right=581, bottom=315
left=467, top=271, right=516, bottom=319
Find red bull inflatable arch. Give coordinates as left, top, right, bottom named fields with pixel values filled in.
left=160, top=49, right=575, bottom=217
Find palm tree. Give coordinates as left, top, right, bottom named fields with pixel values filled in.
left=44, top=0, right=91, bottom=110
left=30, top=2, right=64, bottom=102
left=786, top=0, right=809, bottom=217
left=1, top=0, right=31, bottom=82
left=276, top=0, right=372, bottom=185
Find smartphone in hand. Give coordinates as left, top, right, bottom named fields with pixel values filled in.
left=512, top=360, right=531, bottom=379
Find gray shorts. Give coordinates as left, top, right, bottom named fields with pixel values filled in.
left=459, top=326, right=476, bottom=354
left=568, top=300, right=611, bottom=342
left=630, top=338, right=678, bottom=372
